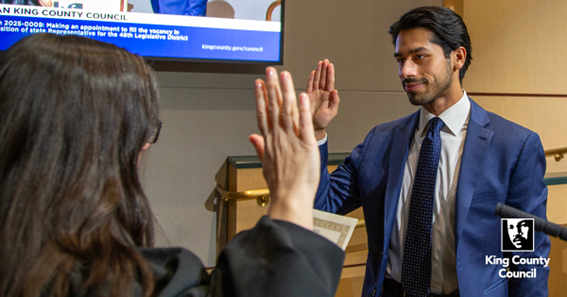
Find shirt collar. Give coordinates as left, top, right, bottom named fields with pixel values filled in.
left=418, top=90, right=471, bottom=136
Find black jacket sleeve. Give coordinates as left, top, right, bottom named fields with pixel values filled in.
left=141, top=216, right=345, bottom=297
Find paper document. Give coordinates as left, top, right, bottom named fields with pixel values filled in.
left=313, top=209, right=359, bottom=250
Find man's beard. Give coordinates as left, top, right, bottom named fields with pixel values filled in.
left=403, top=60, right=453, bottom=106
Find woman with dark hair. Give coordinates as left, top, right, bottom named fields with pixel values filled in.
left=0, top=33, right=344, bottom=297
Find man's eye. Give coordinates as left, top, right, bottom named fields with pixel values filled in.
left=397, top=58, right=405, bottom=64
left=416, top=55, right=425, bottom=60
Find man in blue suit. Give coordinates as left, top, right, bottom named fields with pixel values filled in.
left=307, top=6, right=550, bottom=297
left=151, top=0, right=207, bottom=16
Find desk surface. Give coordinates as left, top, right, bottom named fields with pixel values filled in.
left=228, top=153, right=350, bottom=169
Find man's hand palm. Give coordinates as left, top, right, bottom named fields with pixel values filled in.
left=310, top=90, right=336, bottom=130
left=306, top=60, right=340, bottom=133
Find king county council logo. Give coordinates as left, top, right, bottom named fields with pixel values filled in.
left=501, top=218, right=534, bottom=252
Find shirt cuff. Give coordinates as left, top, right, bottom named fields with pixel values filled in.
left=317, top=133, right=328, bottom=146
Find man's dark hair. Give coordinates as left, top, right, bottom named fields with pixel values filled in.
left=388, top=6, right=472, bottom=83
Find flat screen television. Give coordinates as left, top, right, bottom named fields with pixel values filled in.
left=0, top=0, right=284, bottom=64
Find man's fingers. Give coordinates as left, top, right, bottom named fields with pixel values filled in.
left=254, top=79, right=269, bottom=136
left=265, top=67, right=282, bottom=132
left=329, top=90, right=341, bottom=114
left=298, top=93, right=316, bottom=144
left=248, top=134, right=265, bottom=162
left=319, top=59, right=329, bottom=90
left=313, top=60, right=322, bottom=91
left=280, top=71, right=298, bottom=133
left=326, top=63, right=335, bottom=92
left=306, top=70, right=315, bottom=93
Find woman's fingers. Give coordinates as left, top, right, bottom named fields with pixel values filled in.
left=254, top=79, right=269, bottom=137
left=265, top=67, right=283, bottom=134
left=248, top=134, right=265, bottom=162
left=260, top=67, right=309, bottom=144
left=280, top=71, right=298, bottom=133
left=298, top=93, right=316, bottom=144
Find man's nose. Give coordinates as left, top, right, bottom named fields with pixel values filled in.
left=400, top=60, right=418, bottom=78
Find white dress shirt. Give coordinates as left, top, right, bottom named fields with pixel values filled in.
left=386, top=91, right=470, bottom=295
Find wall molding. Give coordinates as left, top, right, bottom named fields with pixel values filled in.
left=468, top=92, right=567, bottom=98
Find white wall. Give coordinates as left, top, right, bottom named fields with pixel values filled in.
left=128, top=0, right=152, bottom=13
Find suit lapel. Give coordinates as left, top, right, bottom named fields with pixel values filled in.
left=383, top=111, right=419, bottom=248
left=454, top=99, right=494, bottom=246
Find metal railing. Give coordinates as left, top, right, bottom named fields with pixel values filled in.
left=545, top=147, right=567, bottom=162
left=216, top=186, right=270, bottom=206
left=216, top=185, right=366, bottom=227
left=218, top=146, right=567, bottom=229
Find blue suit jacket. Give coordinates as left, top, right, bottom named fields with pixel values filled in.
left=151, top=0, right=207, bottom=16
left=314, top=98, right=550, bottom=297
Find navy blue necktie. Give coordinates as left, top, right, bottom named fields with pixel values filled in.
left=401, top=117, right=444, bottom=297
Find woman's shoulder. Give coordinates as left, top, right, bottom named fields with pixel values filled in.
left=138, top=247, right=210, bottom=297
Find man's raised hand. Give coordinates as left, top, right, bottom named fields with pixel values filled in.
left=306, top=59, right=340, bottom=141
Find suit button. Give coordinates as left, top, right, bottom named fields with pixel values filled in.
left=372, top=288, right=376, bottom=296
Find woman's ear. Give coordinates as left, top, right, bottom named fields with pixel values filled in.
left=140, top=142, right=151, bottom=152
left=138, top=142, right=151, bottom=167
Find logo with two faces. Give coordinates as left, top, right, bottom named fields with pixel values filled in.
left=501, top=218, right=534, bottom=252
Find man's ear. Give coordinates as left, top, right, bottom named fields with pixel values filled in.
left=452, top=46, right=466, bottom=71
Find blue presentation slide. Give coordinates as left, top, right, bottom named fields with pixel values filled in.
left=0, top=5, right=282, bottom=62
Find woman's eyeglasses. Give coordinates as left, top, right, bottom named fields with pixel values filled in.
left=148, top=120, right=162, bottom=144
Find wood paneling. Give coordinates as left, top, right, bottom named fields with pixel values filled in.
left=464, top=1, right=567, bottom=292
left=471, top=96, right=567, bottom=151
left=335, top=265, right=366, bottom=297
left=548, top=228, right=567, bottom=297
left=464, top=0, right=567, bottom=94
left=443, top=0, right=463, bottom=17
left=471, top=96, right=567, bottom=173
left=547, top=185, right=567, bottom=225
